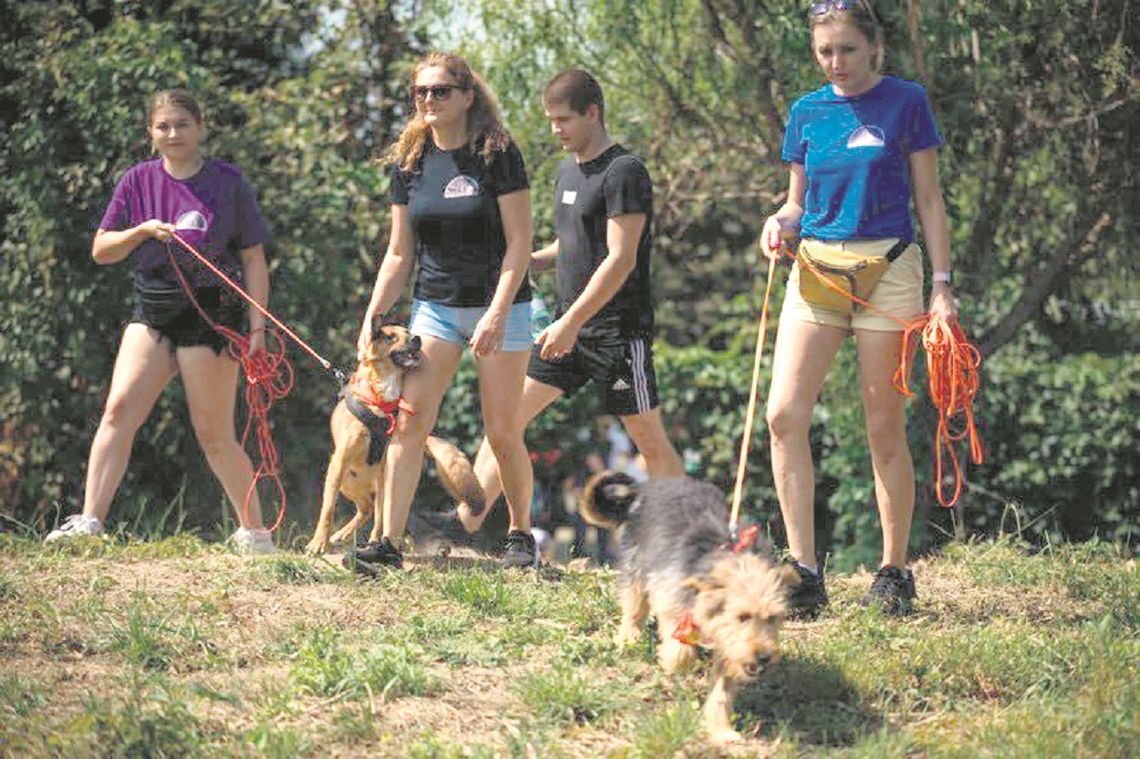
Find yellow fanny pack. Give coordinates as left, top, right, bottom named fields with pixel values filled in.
left=796, top=239, right=910, bottom=314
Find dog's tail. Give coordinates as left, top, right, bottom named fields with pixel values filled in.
left=580, top=471, right=639, bottom=530
left=425, top=435, right=487, bottom=517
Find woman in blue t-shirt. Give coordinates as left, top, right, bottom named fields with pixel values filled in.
left=356, top=52, right=535, bottom=568
left=760, top=1, right=958, bottom=616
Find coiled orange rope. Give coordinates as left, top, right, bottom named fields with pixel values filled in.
left=166, top=237, right=295, bottom=530
left=795, top=251, right=985, bottom=508
left=893, top=315, right=984, bottom=507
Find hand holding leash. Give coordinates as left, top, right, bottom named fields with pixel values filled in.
left=760, top=217, right=798, bottom=261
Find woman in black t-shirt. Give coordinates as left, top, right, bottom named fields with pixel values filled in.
left=356, top=52, right=535, bottom=567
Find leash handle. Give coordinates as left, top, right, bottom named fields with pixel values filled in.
left=729, top=252, right=780, bottom=530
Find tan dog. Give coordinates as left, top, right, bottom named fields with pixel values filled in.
left=582, top=472, right=799, bottom=745
left=305, top=324, right=483, bottom=555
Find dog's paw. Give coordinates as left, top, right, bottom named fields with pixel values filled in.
left=614, top=626, right=642, bottom=647
left=304, top=536, right=329, bottom=556
left=707, top=728, right=743, bottom=746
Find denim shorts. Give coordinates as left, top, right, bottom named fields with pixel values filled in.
left=409, top=299, right=533, bottom=352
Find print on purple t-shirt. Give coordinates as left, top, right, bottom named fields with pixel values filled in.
left=99, top=158, right=271, bottom=290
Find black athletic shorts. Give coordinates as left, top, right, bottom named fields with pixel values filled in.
left=130, top=286, right=245, bottom=355
left=527, top=328, right=660, bottom=417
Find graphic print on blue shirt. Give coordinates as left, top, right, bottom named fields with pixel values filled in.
left=781, top=76, right=943, bottom=242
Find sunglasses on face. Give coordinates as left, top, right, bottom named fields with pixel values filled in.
left=412, top=84, right=465, bottom=102
left=810, top=0, right=872, bottom=15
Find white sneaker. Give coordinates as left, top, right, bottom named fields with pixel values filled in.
left=44, top=514, right=105, bottom=543
left=230, top=527, right=275, bottom=556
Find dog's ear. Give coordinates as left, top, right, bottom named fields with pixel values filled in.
left=777, top=564, right=803, bottom=589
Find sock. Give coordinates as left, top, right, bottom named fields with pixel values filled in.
left=796, top=561, right=819, bottom=576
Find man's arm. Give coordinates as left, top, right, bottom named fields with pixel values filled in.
left=534, top=213, right=643, bottom=360
left=531, top=239, right=559, bottom=271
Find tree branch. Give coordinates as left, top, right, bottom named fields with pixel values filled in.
left=978, top=206, right=1114, bottom=358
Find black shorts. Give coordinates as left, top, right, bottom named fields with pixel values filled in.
left=527, top=329, right=660, bottom=417
left=130, top=286, right=246, bottom=355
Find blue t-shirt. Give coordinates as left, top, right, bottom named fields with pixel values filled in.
left=781, top=76, right=943, bottom=242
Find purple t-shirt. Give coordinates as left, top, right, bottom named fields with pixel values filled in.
left=99, top=158, right=270, bottom=290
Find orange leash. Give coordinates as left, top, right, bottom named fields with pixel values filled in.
left=894, top=315, right=984, bottom=507
left=165, top=244, right=293, bottom=531
left=796, top=251, right=984, bottom=508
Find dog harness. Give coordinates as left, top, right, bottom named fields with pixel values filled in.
left=342, top=371, right=407, bottom=466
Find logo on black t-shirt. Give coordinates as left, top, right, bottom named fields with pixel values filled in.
left=443, top=175, right=481, bottom=199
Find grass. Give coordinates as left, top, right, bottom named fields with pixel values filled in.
left=0, top=532, right=1134, bottom=756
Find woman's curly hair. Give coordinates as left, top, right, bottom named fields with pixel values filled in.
left=384, top=52, right=513, bottom=172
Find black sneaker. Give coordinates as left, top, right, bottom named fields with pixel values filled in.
left=785, top=560, right=829, bottom=620
left=343, top=537, right=403, bottom=574
left=861, top=565, right=916, bottom=616
left=501, top=530, right=537, bottom=569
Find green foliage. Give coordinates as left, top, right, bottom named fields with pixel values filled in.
left=1, top=1, right=423, bottom=532
left=65, top=678, right=207, bottom=758
left=95, top=591, right=219, bottom=671
left=625, top=702, right=702, bottom=758
left=513, top=662, right=620, bottom=727
left=289, top=624, right=436, bottom=701
left=1, top=0, right=1136, bottom=567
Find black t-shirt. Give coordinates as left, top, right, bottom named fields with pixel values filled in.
left=553, top=144, right=654, bottom=335
left=391, top=139, right=531, bottom=307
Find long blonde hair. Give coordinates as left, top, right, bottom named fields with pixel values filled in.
left=385, top=52, right=513, bottom=172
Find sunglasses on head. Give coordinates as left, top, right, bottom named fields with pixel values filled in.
left=412, top=84, right=465, bottom=102
left=810, top=0, right=872, bottom=15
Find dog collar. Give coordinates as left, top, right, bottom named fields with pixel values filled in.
left=726, top=524, right=760, bottom=553
left=674, top=609, right=712, bottom=648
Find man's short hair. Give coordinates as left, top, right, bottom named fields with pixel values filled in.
left=543, top=69, right=605, bottom=123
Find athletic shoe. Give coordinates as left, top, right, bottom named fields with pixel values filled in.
left=785, top=560, right=829, bottom=620
left=344, top=537, right=403, bottom=574
left=861, top=565, right=917, bottom=616
left=230, top=527, right=276, bottom=556
left=44, top=515, right=104, bottom=543
left=501, top=530, right=537, bottom=569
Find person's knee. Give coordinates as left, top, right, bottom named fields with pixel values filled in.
left=100, top=395, right=146, bottom=435
left=393, top=407, right=435, bottom=443
left=865, top=413, right=908, bottom=463
left=766, top=401, right=811, bottom=442
left=193, top=425, right=238, bottom=460
left=635, top=429, right=677, bottom=468
left=483, top=417, right=522, bottom=455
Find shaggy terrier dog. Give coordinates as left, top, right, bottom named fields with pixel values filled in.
left=582, top=472, right=799, bottom=744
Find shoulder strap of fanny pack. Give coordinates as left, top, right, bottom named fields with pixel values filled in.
left=885, top=239, right=910, bottom=262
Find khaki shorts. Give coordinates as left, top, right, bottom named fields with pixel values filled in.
left=780, top=238, right=925, bottom=332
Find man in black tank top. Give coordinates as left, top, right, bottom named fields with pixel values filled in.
left=448, top=70, right=685, bottom=539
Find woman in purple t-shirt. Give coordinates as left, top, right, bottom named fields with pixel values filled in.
left=44, top=90, right=275, bottom=554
